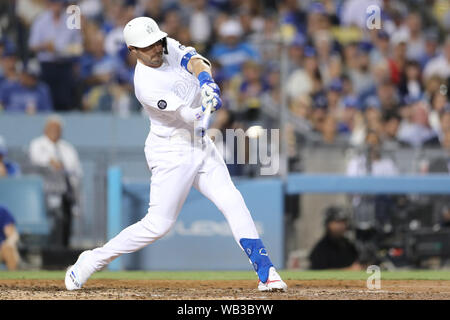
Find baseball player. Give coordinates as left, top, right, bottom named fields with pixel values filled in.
left=65, top=17, right=287, bottom=292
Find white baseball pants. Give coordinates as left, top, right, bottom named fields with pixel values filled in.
left=86, top=131, right=259, bottom=271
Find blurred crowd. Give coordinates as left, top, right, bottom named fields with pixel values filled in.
left=0, top=0, right=450, bottom=159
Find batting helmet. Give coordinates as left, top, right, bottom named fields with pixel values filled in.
left=123, top=17, right=168, bottom=50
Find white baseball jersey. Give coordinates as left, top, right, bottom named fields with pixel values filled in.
left=134, top=37, right=208, bottom=138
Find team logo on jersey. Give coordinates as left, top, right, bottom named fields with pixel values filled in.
left=157, top=100, right=167, bottom=109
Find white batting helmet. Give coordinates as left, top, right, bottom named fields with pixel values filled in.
left=123, top=17, right=168, bottom=49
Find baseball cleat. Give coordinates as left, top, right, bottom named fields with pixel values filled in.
left=258, top=267, right=287, bottom=292
left=65, top=250, right=95, bottom=291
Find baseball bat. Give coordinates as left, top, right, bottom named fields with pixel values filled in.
left=195, top=103, right=212, bottom=137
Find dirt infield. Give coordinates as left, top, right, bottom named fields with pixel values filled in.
left=0, top=279, right=449, bottom=300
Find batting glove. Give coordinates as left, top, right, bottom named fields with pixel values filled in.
left=198, top=71, right=222, bottom=112
left=201, top=82, right=222, bottom=112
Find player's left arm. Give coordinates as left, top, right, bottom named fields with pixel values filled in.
left=187, top=57, right=222, bottom=113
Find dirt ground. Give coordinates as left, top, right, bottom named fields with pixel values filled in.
left=0, top=279, right=449, bottom=300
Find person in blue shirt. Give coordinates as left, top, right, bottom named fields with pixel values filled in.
left=0, top=60, right=53, bottom=114
left=0, top=205, right=20, bottom=270
left=0, top=41, right=18, bottom=88
left=210, top=19, right=260, bottom=81
left=0, top=136, right=21, bottom=178
left=28, top=0, right=83, bottom=111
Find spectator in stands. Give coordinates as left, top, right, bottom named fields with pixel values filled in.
left=370, top=30, right=391, bottom=65
left=79, top=26, right=119, bottom=112
left=381, top=111, right=404, bottom=150
left=210, top=19, right=260, bottom=81
left=29, top=115, right=82, bottom=248
left=188, top=0, right=212, bottom=53
left=325, top=78, right=344, bottom=117
left=423, top=35, right=450, bottom=81
left=237, top=60, right=269, bottom=112
left=339, top=95, right=361, bottom=135
left=313, top=113, right=348, bottom=147
left=376, top=78, right=401, bottom=114
left=0, top=205, right=20, bottom=270
left=347, top=130, right=398, bottom=176
left=28, top=0, right=83, bottom=111
left=348, top=42, right=374, bottom=97
left=309, top=205, right=362, bottom=270
left=286, top=34, right=306, bottom=73
left=103, top=1, right=136, bottom=58
left=439, top=107, right=450, bottom=141
left=405, top=11, right=426, bottom=62
left=429, top=92, right=448, bottom=135
left=0, top=136, right=21, bottom=178
left=250, top=12, right=280, bottom=65
left=388, top=32, right=408, bottom=86
left=286, top=46, right=319, bottom=102
left=398, top=60, right=423, bottom=103
left=0, top=59, right=53, bottom=114
left=278, top=0, right=307, bottom=36
left=419, top=30, right=440, bottom=69
left=397, top=101, right=440, bottom=147
left=139, top=0, right=164, bottom=25
left=0, top=42, right=18, bottom=87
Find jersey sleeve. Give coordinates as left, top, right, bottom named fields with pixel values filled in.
left=166, top=37, right=211, bottom=74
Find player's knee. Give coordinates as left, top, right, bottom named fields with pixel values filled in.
left=141, top=214, right=175, bottom=239
left=216, top=186, right=246, bottom=212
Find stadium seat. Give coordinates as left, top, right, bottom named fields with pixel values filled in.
left=0, top=176, right=50, bottom=246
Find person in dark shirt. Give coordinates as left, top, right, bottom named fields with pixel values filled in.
left=309, top=206, right=362, bottom=270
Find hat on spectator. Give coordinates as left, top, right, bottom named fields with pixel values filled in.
left=402, top=94, right=422, bottom=106
left=327, top=78, right=343, bottom=92
left=343, top=96, right=359, bottom=109
left=219, top=20, right=243, bottom=38
left=364, top=95, right=381, bottom=109
left=290, top=33, right=306, bottom=48
left=308, top=2, right=327, bottom=15
left=304, top=46, right=317, bottom=57
left=358, top=41, right=372, bottom=54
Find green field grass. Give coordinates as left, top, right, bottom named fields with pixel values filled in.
left=1, top=270, right=450, bottom=281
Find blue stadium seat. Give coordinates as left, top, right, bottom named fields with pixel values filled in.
left=0, top=176, right=50, bottom=239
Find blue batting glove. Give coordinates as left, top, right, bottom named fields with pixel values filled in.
left=198, top=71, right=222, bottom=112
